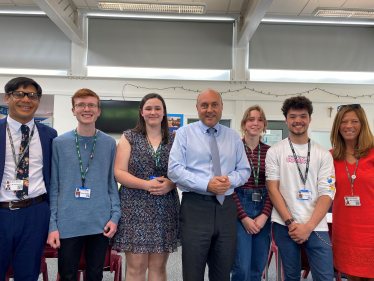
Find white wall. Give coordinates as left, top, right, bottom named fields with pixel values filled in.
left=1, top=75, right=374, bottom=141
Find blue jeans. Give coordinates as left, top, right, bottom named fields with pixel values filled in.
left=273, top=222, right=334, bottom=281
left=231, top=188, right=271, bottom=281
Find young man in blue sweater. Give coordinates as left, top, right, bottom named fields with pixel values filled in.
left=47, top=89, right=120, bottom=281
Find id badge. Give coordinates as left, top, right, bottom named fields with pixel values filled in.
left=5, top=180, right=23, bottom=191
left=298, top=190, right=312, bottom=200
left=75, top=187, right=91, bottom=199
left=344, top=196, right=361, bottom=206
left=252, top=193, right=262, bottom=202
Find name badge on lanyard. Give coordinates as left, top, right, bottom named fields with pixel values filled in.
left=146, top=132, right=162, bottom=182
left=298, top=189, right=312, bottom=200
left=75, top=187, right=91, bottom=199
left=344, top=196, right=361, bottom=206
left=5, top=180, right=23, bottom=191
left=74, top=129, right=97, bottom=199
left=244, top=141, right=263, bottom=202
left=344, top=156, right=361, bottom=207
left=288, top=138, right=312, bottom=201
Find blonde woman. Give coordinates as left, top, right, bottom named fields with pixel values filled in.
left=330, top=104, right=374, bottom=281
left=231, top=105, right=272, bottom=281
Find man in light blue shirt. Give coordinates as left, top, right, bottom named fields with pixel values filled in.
left=168, top=89, right=251, bottom=281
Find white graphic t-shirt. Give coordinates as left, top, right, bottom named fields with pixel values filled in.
left=265, top=138, right=335, bottom=231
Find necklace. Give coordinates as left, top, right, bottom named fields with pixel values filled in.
left=84, top=139, right=92, bottom=149
left=346, top=151, right=356, bottom=157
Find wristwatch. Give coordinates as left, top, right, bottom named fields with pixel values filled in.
left=285, top=218, right=294, bottom=226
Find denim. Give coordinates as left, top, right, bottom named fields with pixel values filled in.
left=273, top=222, right=334, bottom=281
left=231, top=188, right=271, bottom=281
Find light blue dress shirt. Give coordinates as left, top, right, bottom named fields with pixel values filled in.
left=168, top=121, right=251, bottom=196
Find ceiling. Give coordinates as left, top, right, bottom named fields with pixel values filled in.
left=1, top=0, right=373, bottom=15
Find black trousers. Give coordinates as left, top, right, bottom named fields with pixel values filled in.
left=58, top=234, right=109, bottom=281
left=180, top=192, right=238, bottom=281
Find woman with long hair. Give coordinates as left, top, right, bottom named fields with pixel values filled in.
left=330, top=104, right=374, bottom=281
left=111, top=93, right=180, bottom=281
left=231, top=105, right=273, bottom=281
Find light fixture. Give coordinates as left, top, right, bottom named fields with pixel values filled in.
left=313, top=8, right=374, bottom=19
left=96, top=1, right=206, bottom=14
left=87, top=66, right=230, bottom=81
left=249, top=69, right=374, bottom=85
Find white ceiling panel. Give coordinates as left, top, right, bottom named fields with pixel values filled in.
left=0, top=0, right=14, bottom=4
left=300, top=0, right=347, bottom=15
left=11, top=0, right=36, bottom=5
left=267, top=0, right=309, bottom=15
left=228, top=0, right=244, bottom=12
left=343, top=0, right=374, bottom=9
left=203, top=0, right=230, bottom=12
left=72, top=0, right=89, bottom=8
left=84, top=0, right=97, bottom=8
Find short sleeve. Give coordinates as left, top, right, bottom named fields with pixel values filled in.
left=123, top=130, right=135, bottom=145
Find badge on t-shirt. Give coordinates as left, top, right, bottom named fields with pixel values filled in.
left=75, top=187, right=91, bottom=199
left=5, top=180, right=23, bottom=191
left=298, top=189, right=312, bottom=200
left=344, top=196, right=361, bottom=206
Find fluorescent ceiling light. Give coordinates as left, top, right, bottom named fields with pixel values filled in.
left=96, top=1, right=206, bottom=14
left=0, top=8, right=45, bottom=15
left=0, top=68, right=67, bottom=76
left=87, top=66, right=230, bottom=81
left=86, top=10, right=235, bottom=21
left=249, top=69, right=374, bottom=85
left=313, top=8, right=374, bottom=19
left=261, top=15, right=374, bottom=26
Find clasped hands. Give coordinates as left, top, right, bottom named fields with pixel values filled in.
left=207, top=175, right=231, bottom=195
left=148, top=176, right=175, bottom=195
left=287, top=222, right=313, bottom=244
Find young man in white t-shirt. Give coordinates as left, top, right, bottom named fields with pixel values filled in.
left=266, top=96, right=335, bottom=281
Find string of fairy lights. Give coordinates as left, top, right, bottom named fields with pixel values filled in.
left=122, top=83, right=374, bottom=99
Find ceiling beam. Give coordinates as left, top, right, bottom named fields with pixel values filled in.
left=33, top=0, right=83, bottom=45
left=237, top=0, right=273, bottom=48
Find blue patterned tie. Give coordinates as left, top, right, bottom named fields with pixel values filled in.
left=207, top=128, right=225, bottom=205
left=16, top=125, right=29, bottom=200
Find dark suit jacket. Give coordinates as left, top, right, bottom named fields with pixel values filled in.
left=0, top=117, right=58, bottom=204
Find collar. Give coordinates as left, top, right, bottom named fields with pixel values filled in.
left=242, top=138, right=262, bottom=150
left=7, top=116, right=35, bottom=132
left=198, top=120, right=220, bottom=136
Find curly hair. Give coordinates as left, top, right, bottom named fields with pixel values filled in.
left=281, top=96, right=313, bottom=118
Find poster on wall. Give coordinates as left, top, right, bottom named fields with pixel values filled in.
left=167, top=114, right=183, bottom=133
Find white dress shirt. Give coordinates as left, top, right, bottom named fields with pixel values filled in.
left=0, top=116, right=45, bottom=202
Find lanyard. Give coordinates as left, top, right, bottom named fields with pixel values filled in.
left=146, top=133, right=162, bottom=170
left=344, top=156, right=360, bottom=196
left=74, top=129, right=97, bottom=188
left=244, top=141, right=261, bottom=189
left=6, top=122, right=36, bottom=179
left=288, top=137, right=311, bottom=187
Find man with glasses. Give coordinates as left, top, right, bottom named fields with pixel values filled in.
left=266, top=96, right=335, bottom=280
left=0, top=77, right=57, bottom=280
left=47, top=88, right=120, bottom=281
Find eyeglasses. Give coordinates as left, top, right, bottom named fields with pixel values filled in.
left=337, top=104, right=362, bottom=111
left=8, top=91, right=40, bottom=101
left=75, top=103, right=98, bottom=109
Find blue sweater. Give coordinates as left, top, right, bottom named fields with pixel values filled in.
left=49, top=130, right=121, bottom=239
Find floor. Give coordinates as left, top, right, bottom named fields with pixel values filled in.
left=35, top=249, right=321, bottom=281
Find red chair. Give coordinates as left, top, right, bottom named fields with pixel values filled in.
left=262, top=224, right=284, bottom=280
left=43, top=243, right=59, bottom=258
left=6, top=256, right=49, bottom=281
left=56, top=245, right=122, bottom=281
